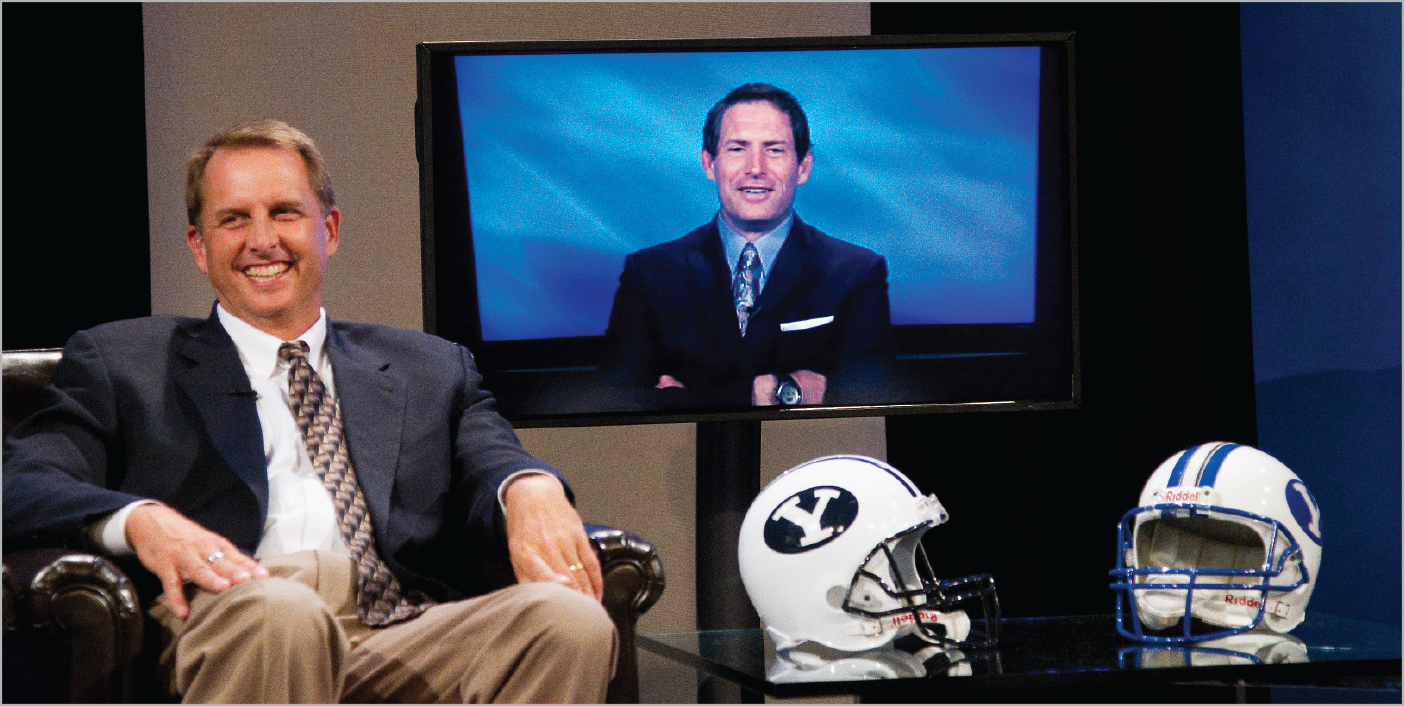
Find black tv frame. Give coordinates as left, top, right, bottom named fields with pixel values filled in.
left=416, top=32, right=1079, bottom=428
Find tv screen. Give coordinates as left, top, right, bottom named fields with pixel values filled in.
left=417, top=33, right=1077, bottom=425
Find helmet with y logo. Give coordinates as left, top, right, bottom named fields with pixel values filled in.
left=738, top=455, right=999, bottom=652
left=1110, top=443, right=1322, bottom=643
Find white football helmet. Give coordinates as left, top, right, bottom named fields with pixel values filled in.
left=1110, top=443, right=1323, bottom=642
left=739, top=455, right=999, bottom=652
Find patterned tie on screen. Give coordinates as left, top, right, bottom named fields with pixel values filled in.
left=733, top=242, right=762, bottom=336
left=278, top=341, right=433, bottom=627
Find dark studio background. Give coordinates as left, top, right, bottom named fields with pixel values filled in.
left=876, top=2, right=1401, bottom=629
left=3, top=0, right=1398, bottom=640
left=2, top=3, right=151, bottom=348
left=878, top=1, right=1265, bottom=620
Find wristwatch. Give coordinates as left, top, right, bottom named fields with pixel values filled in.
left=773, top=374, right=803, bottom=406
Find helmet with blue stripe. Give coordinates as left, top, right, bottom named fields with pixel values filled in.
left=1110, top=443, right=1322, bottom=642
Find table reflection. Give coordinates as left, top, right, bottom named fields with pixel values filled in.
left=768, top=637, right=1005, bottom=683
left=1120, top=633, right=1308, bottom=669
left=639, top=613, right=1398, bottom=696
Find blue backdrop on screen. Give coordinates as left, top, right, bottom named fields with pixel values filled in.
left=456, top=47, right=1041, bottom=341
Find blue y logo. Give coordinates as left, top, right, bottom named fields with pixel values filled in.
left=1285, top=479, right=1322, bottom=545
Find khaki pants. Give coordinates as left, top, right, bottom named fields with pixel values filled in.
left=148, top=551, right=618, bottom=703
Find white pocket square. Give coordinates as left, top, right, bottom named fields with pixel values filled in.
left=780, top=316, right=834, bottom=332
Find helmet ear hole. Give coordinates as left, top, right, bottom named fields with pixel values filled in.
left=826, top=585, right=848, bottom=609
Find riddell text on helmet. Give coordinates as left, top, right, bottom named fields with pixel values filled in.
left=1161, top=488, right=1206, bottom=503
left=1224, top=594, right=1263, bottom=609
left=1224, top=594, right=1294, bottom=618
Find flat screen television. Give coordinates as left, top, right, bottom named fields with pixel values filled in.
left=416, top=33, right=1078, bottom=426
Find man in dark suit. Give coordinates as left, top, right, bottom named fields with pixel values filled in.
left=3, top=120, right=615, bottom=702
left=601, top=83, right=892, bottom=409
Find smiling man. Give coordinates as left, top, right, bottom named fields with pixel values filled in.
left=186, top=143, right=339, bottom=341
left=602, top=83, right=893, bottom=409
left=4, top=120, right=616, bottom=703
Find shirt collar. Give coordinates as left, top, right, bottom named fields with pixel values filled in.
left=718, top=210, right=793, bottom=280
left=216, top=304, right=329, bottom=380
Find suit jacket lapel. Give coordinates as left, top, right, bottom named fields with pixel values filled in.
left=324, top=325, right=405, bottom=536
left=756, top=216, right=820, bottom=317
left=684, top=220, right=744, bottom=351
left=170, top=312, right=269, bottom=516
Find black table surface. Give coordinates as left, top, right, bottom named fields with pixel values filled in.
left=639, top=613, right=1401, bottom=700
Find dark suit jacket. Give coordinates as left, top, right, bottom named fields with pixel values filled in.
left=2, top=310, right=562, bottom=602
left=601, top=215, right=893, bottom=408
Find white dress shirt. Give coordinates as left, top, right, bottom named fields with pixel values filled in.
left=95, top=306, right=348, bottom=558
left=219, top=306, right=349, bottom=558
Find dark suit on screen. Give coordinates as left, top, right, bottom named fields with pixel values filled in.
left=601, top=214, right=893, bottom=408
left=2, top=310, right=559, bottom=600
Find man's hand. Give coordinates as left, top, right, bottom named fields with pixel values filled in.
left=503, top=474, right=603, bottom=600
left=751, top=374, right=779, bottom=405
left=655, top=374, right=685, bottom=389
left=752, top=370, right=827, bottom=405
left=790, top=370, right=827, bottom=404
left=126, top=504, right=269, bottom=619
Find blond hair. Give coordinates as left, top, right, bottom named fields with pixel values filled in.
left=185, top=119, right=336, bottom=228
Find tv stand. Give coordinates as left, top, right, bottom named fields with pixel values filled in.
left=694, top=419, right=763, bottom=703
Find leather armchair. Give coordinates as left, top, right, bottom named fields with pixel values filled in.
left=2, top=348, right=665, bottom=703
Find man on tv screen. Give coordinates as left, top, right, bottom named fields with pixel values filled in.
left=601, top=82, right=893, bottom=409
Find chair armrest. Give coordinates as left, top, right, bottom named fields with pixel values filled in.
left=1, top=533, right=663, bottom=704
left=3, top=547, right=145, bottom=702
left=588, top=524, right=665, bottom=616
left=586, top=524, right=665, bottom=704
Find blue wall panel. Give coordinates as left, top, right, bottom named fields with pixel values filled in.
left=1241, top=2, right=1402, bottom=627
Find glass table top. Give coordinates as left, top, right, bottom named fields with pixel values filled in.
left=640, top=614, right=1401, bottom=698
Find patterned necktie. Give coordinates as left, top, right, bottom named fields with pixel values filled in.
left=278, top=341, right=433, bottom=626
left=733, top=242, right=762, bottom=336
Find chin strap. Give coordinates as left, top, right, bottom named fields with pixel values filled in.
left=846, top=608, right=971, bottom=643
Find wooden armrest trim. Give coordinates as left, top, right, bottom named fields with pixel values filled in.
left=2, top=548, right=146, bottom=702
left=28, top=553, right=142, bottom=630
left=586, top=526, right=666, bottom=615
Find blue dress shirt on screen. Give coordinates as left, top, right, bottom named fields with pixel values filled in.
left=719, top=211, right=793, bottom=295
